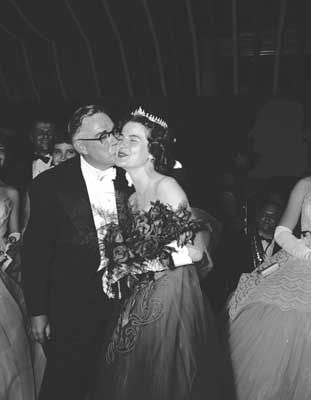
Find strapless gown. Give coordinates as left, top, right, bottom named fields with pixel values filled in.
left=92, top=264, right=228, bottom=400
left=225, top=190, right=311, bottom=400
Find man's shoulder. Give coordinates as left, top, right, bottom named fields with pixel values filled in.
left=31, top=158, right=80, bottom=188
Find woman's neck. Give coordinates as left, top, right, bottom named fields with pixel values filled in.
left=127, top=165, right=158, bottom=194
left=127, top=170, right=151, bottom=194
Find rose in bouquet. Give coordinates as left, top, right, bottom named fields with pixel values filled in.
left=101, top=200, right=203, bottom=299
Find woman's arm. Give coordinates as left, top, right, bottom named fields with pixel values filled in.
left=7, top=187, right=20, bottom=235
left=278, top=178, right=309, bottom=230
left=274, top=178, right=311, bottom=260
left=157, top=177, right=204, bottom=262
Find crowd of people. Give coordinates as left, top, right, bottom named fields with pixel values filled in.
left=0, top=103, right=310, bottom=400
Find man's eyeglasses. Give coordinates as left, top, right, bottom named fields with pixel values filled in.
left=77, top=131, right=111, bottom=144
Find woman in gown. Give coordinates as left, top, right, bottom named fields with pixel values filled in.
left=92, top=108, right=226, bottom=400
left=226, top=176, right=311, bottom=399
left=0, top=138, right=45, bottom=399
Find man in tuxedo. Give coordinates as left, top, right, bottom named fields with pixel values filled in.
left=30, top=119, right=56, bottom=178
left=22, top=104, right=129, bottom=400
left=246, top=198, right=283, bottom=271
left=6, top=118, right=56, bottom=195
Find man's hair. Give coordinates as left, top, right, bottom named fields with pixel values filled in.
left=256, top=198, right=283, bottom=219
left=68, top=104, right=112, bottom=139
left=29, top=116, right=56, bottom=131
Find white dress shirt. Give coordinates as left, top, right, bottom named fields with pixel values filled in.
left=80, top=156, right=118, bottom=271
left=261, top=238, right=275, bottom=259
left=32, top=155, right=53, bottom=178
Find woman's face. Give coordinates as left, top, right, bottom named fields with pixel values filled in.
left=52, top=142, right=77, bottom=166
left=116, top=121, right=150, bottom=169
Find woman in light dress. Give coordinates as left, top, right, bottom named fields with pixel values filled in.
left=0, top=137, right=45, bottom=399
left=226, top=176, right=311, bottom=399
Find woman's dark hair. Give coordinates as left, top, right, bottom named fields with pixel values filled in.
left=68, top=104, right=112, bottom=139
left=53, top=131, right=72, bottom=146
left=115, top=114, right=175, bottom=174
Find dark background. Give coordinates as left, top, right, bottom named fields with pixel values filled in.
left=1, top=0, right=310, bottom=209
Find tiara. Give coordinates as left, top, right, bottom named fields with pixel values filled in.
left=131, top=107, right=168, bottom=129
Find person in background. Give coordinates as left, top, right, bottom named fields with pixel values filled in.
left=0, top=135, right=20, bottom=277
left=226, top=176, right=311, bottom=399
left=51, top=133, right=77, bottom=167
left=0, top=134, right=46, bottom=399
left=30, top=118, right=56, bottom=179
left=20, top=132, right=77, bottom=237
left=245, top=198, right=283, bottom=272
left=7, top=117, right=57, bottom=195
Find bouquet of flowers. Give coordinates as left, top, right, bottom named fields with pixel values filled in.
left=101, top=200, right=203, bottom=299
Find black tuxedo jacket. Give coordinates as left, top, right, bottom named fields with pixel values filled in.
left=22, top=156, right=129, bottom=338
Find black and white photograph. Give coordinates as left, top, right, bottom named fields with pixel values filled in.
left=0, top=1, right=310, bottom=399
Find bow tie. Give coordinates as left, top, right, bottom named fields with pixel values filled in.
left=97, top=167, right=116, bottom=182
left=33, top=154, right=51, bottom=163
left=125, top=172, right=133, bottom=187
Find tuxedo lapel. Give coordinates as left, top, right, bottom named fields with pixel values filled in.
left=113, top=167, right=132, bottom=227
left=57, top=158, right=99, bottom=255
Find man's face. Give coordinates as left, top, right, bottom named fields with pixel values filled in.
left=256, top=203, right=281, bottom=237
left=31, top=122, right=55, bottom=153
left=74, top=112, right=117, bottom=169
left=52, top=143, right=77, bottom=166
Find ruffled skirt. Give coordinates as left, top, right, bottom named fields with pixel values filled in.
left=93, top=265, right=225, bottom=400
left=225, top=250, right=311, bottom=399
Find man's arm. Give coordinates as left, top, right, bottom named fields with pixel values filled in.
left=22, top=173, right=56, bottom=318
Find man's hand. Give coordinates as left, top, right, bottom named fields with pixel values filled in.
left=31, top=315, right=51, bottom=344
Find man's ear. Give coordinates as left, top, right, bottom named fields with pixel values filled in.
left=72, top=140, right=87, bottom=155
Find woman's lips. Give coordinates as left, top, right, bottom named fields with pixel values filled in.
left=117, top=151, right=128, bottom=158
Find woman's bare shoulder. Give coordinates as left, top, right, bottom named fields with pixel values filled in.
left=156, top=176, right=188, bottom=207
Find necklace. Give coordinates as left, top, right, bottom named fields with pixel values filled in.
left=250, top=232, right=265, bottom=270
